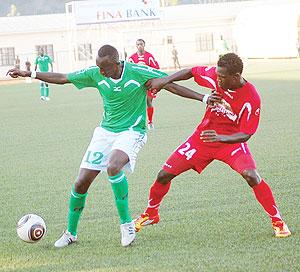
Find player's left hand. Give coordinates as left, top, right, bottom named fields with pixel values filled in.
left=200, top=130, right=221, bottom=142
left=207, top=93, right=222, bottom=106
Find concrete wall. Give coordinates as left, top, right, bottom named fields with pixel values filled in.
left=1, top=0, right=300, bottom=79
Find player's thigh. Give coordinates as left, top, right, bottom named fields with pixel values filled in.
left=216, top=142, right=257, bottom=174
left=163, top=137, right=212, bottom=176
left=112, top=130, right=147, bottom=173
left=80, top=127, right=116, bottom=171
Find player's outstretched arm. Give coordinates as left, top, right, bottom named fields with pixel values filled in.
left=164, top=83, right=222, bottom=105
left=145, top=68, right=193, bottom=90
left=6, top=68, right=70, bottom=84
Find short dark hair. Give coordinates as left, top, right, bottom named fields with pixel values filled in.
left=217, top=53, right=243, bottom=75
left=137, top=39, right=145, bottom=45
left=98, top=45, right=119, bottom=62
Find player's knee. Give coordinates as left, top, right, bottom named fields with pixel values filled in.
left=107, top=163, right=121, bottom=177
left=241, top=169, right=261, bottom=187
left=157, top=170, right=175, bottom=184
left=74, top=177, right=89, bottom=194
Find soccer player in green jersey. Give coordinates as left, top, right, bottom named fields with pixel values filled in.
left=35, top=48, right=53, bottom=101
left=7, top=44, right=217, bottom=248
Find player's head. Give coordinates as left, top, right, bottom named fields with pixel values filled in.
left=216, top=53, right=244, bottom=90
left=136, top=39, right=145, bottom=53
left=96, top=45, right=120, bottom=78
left=39, top=48, right=44, bottom=56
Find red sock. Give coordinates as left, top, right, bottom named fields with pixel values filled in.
left=145, top=180, right=171, bottom=217
left=252, top=179, right=282, bottom=222
left=147, top=107, right=154, bottom=124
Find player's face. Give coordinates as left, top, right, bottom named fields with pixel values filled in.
left=96, top=56, right=119, bottom=78
left=216, top=66, right=239, bottom=90
left=136, top=41, right=145, bottom=53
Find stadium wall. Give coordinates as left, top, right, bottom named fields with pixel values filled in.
left=1, top=0, right=300, bottom=79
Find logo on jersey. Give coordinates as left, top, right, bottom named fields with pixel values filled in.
left=210, top=100, right=237, bottom=122
left=255, top=108, right=260, bottom=116
left=113, top=86, right=122, bottom=92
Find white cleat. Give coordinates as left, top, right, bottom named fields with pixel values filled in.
left=44, top=97, right=50, bottom=101
left=147, top=122, right=154, bottom=130
left=54, top=230, right=77, bottom=248
left=40, top=96, right=45, bottom=101
left=120, top=220, right=136, bottom=247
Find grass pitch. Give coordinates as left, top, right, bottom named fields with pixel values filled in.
left=0, top=59, right=299, bottom=272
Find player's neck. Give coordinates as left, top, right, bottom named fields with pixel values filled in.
left=113, top=62, right=124, bottom=79
left=231, top=77, right=247, bottom=90
left=137, top=50, right=145, bottom=56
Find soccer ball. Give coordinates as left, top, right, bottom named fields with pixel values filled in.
left=17, top=214, right=46, bottom=243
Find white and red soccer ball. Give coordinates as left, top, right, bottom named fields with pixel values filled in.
left=17, top=214, right=46, bottom=243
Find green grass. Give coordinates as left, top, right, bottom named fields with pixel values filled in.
left=0, top=59, right=300, bottom=272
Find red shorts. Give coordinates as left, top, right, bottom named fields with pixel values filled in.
left=147, top=90, right=157, bottom=98
left=163, top=132, right=256, bottom=175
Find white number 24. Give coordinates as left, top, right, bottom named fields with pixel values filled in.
left=178, top=142, right=196, bottom=161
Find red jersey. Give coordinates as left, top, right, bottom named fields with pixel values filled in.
left=191, top=66, right=261, bottom=135
left=128, top=51, right=160, bottom=69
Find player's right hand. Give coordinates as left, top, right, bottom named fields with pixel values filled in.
left=6, top=68, right=28, bottom=78
left=207, top=93, right=222, bottom=106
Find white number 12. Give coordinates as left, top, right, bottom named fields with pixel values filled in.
left=178, top=142, right=196, bottom=161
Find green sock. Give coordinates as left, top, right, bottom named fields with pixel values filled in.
left=45, top=86, right=49, bottom=97
left=40, top=84, right=44, bottom=97
left=109, top=171, right=132, bottom=224
left=67, top=187, right=87, bottom=236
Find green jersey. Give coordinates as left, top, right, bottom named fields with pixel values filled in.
left=67, top=61, right=167, bottom=133
left=35, top=55, right=52, bottom=72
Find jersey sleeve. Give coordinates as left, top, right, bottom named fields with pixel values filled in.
left=191, top=66, right=217, bottom=89
left=67, top=68, right=97, bottom=89
left=238, top=94, right=261, bottom=135
left=128, top=53, right=136, bottom=63
left=48, top=56, right=53, bottom=64
left=147, top=53, right=160, bottom=69
left=131, top=64, right=167, bottom=84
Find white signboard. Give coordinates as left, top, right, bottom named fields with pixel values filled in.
left=70, top=0, right=160, bottom=25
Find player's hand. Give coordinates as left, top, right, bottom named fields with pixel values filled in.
left=200, top=130, right=222, bottom=142
left=6, top=68, right=28, bottom=78
left=145, top=78, right=168, bottom=91
left=207, top=93, right=222, bottom=106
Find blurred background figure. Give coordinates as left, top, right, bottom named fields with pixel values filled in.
left=6, top=4, right=20, bottom=16
left=297, top=38, right=300, bottom=57
left=216, top=35, right=229, bottom=58
left=35, top=48, right=53, bottom=101
left=123, top=48, right=128, bottom=60
left=172, top=45, right=181, bottom=70
left=14, top=55, right=20, bottom=69
left=25, top=59, right=32, bottom=83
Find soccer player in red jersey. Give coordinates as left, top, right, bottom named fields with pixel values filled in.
left=135, top=53, right=291, bottom=238
left=128, top=39, right=160, bottom=129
